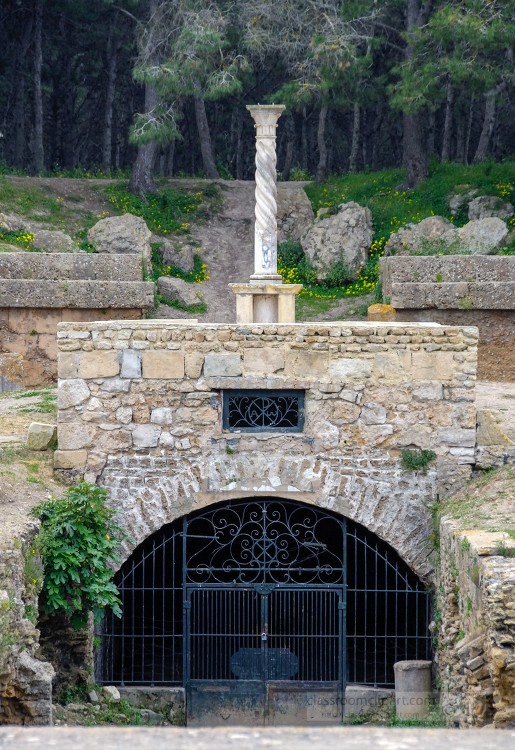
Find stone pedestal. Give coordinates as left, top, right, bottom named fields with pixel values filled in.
left=394, top=660, right=433, bottom=719
left=229, top=283, right=302, bottom=325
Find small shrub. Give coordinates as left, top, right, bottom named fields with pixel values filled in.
left=401, top=449, right=437, bottom=472
left=31, top=482, right=133, bottom=629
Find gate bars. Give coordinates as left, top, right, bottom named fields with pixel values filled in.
left=101, top=499, right=431, bottom=689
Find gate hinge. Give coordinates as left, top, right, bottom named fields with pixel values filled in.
left=183, top=601, right=191, bottom=609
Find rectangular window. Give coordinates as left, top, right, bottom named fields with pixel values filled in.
left=222, top=390, right=305, bottom=433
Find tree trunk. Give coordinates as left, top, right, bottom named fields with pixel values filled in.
left=349, top=103, right=360, bottom=174
left=440, top=81, right=454, bottom=162
left=33, top=0, right=44, bottom=174
left=464, top=98, right=474, bottom=165
left=301, top=107, right=308, bottom=171
left=427, top=110, right=436, bottom=159
left=13, top=14, right=33, bottom=169
left=315, top=107, right=328, bottom=184
left=281, top=113, right=294, bottom=181
left=194, top=97, right=219, bottom=179
left=166, top=139, right=175, bottom=177
left=473, top=84, right=504, bottom=164
left=371, top=101, right=384, bottom=172
left=102, top=24, right=120, bottom=173
left=129, top=0, right=159, bottom=195
left=235, top=110, right=244, bottom=180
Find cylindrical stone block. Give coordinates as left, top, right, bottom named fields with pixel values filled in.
left=394, top=660, right=432, bottom=719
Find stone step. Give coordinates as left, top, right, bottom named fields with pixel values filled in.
left=381, top=255, right=515, bottom=286
left=0, top=252, right=144, bottom=281
left=390, top=281, right=515, bottom=309
left=0, top=280, right=154, bottom=308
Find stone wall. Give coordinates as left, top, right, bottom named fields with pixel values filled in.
left=55, top=319, right=478, bottom=583
left=437, top=520, right=515, bottom=727
left=380, top=255, right=515, bottom=381
left=0, top=254, right=154, bottom=387
left=0, top=525, right=54, bottom=725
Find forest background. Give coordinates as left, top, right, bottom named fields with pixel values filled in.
left=1, top=0, right=515, bottom=192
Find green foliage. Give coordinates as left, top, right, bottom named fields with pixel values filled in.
left=401, top=449, right=437, bottom=472
left=16, top=389, right=57, bottom=414
left=465, top=595, right=473, bottom=615
left=0, top=228, right=38, bottom=251
left=225, top=445, right=234, bottom=455
left=104, top=183, right=212, bottom=235
left=387, top=703, right=446, bottom=728
left=31, top=482, right=132, bottom=629
left=461, top=537, right=471, bottom=552
left=495, top=540, right=515, bottom=558
left=151, top=245, right=207, bottom=285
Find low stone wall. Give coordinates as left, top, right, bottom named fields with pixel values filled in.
left=380, top=256, right=515, bottom=381
left=0, top=525, right=54, bottom=725
left=0, top=254, right=154, bottom=387
left=437, top=520, right=515, bottom=727
left=55, top=319, right=478, bottom=583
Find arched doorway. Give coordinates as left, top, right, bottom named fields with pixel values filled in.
left=101, top=498, right=432, bottom=725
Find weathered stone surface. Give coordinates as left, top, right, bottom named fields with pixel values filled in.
left=58, top=379, right=90, bottom=409
left=385, top=216, right=455, bottom=256
left=32, top=229, right=75, bottom=253
left=301, top=201, right=372, bottom=279
left=0, top=252, right=144, bottom=280
left=0, top=280, right=154, bottom=308
left=332, top=359, right=371, bottom=381
left=277, top=184, right=315, bottom=242
left=88, top=213, right=152, bottom=266
left=185, top=353, right=204, bottom=379
left=412, top=351, right=454, bottom=380
left=151, top=407, right=174, bottom=425
left=57, top=423, right=97, bottom=450
left=160, top=242, right=195, bottom=273
left=102, top=685, right=121, bottom=702
left=468, top=195, right=514, bottom=221
left=53, top=450, right=87, bottom=468
left=133, top=424, right=161, bottom=448
left=142, top=351, right=184, bottom=379
left=157, top=277, right=202, bottom=308
left=121, top=350, right=141, bottom=379
left=204, top=353, right=242, bottom=377
left=0, top=211, right=26, bottom=232
left=456, top=217, right=508, bottom=254
left=368, top=304, right=396, bottom=321
left=78, top=351, right=119, bottom=379
left=476, top=410, right=513, bottom=447
left=286, top=350, right=329, bottom=380
left=26, top=422, right=57, bottom=450
left=244, top=349, right=285, bottom=374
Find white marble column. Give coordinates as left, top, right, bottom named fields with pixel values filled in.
left=247, top=105, right=285, bottom=283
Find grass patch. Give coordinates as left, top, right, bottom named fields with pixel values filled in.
left=151, top=245, right=208, bottom=284
left=159, top=297, right=207, bottom=315
left=16, top=389, right=57, bottom=414
left=103, top=182, right=220, bottom=236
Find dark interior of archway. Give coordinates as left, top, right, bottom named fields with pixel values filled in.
left=100, top=498, right=432, bottom=689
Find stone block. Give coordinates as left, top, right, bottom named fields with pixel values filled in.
left=151, top=407, right=174, bottom=425
left=58, top=352, right=78, bottom=379
left=286, top=350, right=329, bottom=379
left=142, top=351, right=184, bottom=379
left=0, top=280, right=154, bottom=309
left=185, top=352, right=204, bottom=379
left=99, top=377, right=131, bottom=393
left=57, top=422, right=97, bottom=450
left=331, top=358, right=371, bottom=381
left=244, top=348, right=285, bottom=374
left=204, top=353, right=242, bottom=377
left=437, top=428, right=476, bottom=447
left=102, top=686, right=121, bottom=702
left=368, top=303, right=396, bottom=321
left=360, top=403, right=387, bottom=425
left=373, top=351, right=412, bottom=382
left=78, top=351, right=120, bottom=379
left=476, top=410, right=513, bottom=447
left=38, top=333, right=58, bottom=360
left=121, top=349, right=141, bottom=378
left=26, top=422, right=57, bottom=450
left=413, top=384, right=443, bottom=401
left=132, top=424, right=162, bottom=448
left=116, top=406, right=133, bottom=424
left=412, top=351, right=454, bottom=380
left=53, top=449, right=87, bottom=469
left=57, top=379, right=90, bottom=409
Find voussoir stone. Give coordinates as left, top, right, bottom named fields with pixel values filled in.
left=132, top=423, right=162, bottom=448
left=88, top=213, right=152, bottom=266
left=57, top=378, right=90, bottom=409
left=78, top=351, right=120, bottom=379
left=204, top=353, right=242, bottom=377
left=26, top=422, right=57, bottom=450
left=157, top=276, right=202, bottom=308
left=142, top=351, right=184, bottom=379
left=301, top=201, right=372, bottom=279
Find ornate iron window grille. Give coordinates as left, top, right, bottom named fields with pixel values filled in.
left=222, top=390, right=305, bottom=433
left=100, top=499, right=432, bottom=690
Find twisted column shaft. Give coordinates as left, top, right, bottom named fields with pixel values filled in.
left=247, top=105, right=285, bottom=282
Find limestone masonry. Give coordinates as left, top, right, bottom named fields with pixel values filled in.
left=56, top=319, right=478, bottom=584
left=0, top=253, right=154, bottom=386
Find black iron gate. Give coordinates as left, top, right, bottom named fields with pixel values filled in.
left=101, top=499, right=431, bottom=726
